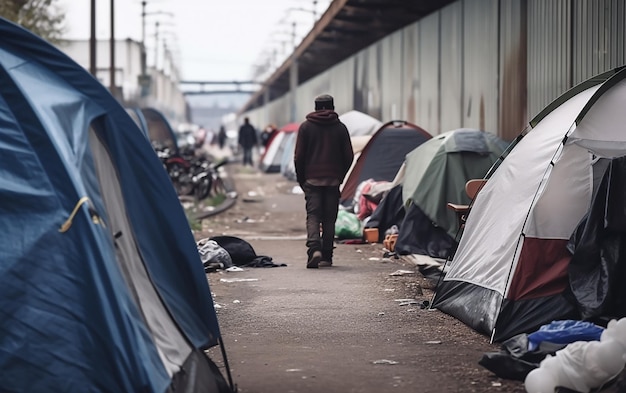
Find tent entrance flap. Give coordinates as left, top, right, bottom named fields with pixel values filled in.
left=89, top=126, right=192, bottom=376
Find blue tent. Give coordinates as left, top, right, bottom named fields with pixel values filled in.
left=126, top=107, right=181, bottom=151
left=0, top=18, right=232, bottom=392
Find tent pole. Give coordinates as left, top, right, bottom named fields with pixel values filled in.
left=489, top=328, right=496, bottom=345
left=218, top=336, right=237, bottom=392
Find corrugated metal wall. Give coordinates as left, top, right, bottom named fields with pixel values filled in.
left=498, top=0, right=527, bottom=141
left=380, top=30, right=404, bottom=121
left=402, top=23, right=419, bottom=125
left=571, top=0, right=626, bottom=84
left=463, top=0, right=499, bottom=134
left=417, top=12, right=440, bottom=134
left=366, top=43, right=383, bottom=120
left=245, top=0, right=625, bottom=142
left=527, top=0, right=572, bottom=119
left=440, top=2, right=464, bottom=133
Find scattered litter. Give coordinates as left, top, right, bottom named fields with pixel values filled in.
left=235, top=216, right=258, bottom=223
left=383, top=288, right=395, bottom=292
left=213, top=303, right=222, bottom=309
left=226, top=191, right=238, bottom=199
left=285, top=369, right=303, bottom=372
left=225, top=266, right=245, bottom=272
left=377, top=312, right=385, bottom=316
left=491, top=382, right=502, bottom=387
left=373, top=359, right=399, bottom=365
left=396, top=300, right=420, bottom=306
left=242, top=191, right=263, bottom=203
left=369, top=257, right=381, bottom=261
left=219, top=278, right=259, bottom=283
left=232, top=300, right=241, bottom=304
left=389, top=269, right=415, bottom=276
left=424, top=340, right=442, bottom=345
left=291, top=185, right=303, bottom=194
left=394, top=299, right=416, bottom=302
left=356, top=249, right=363, bottom=253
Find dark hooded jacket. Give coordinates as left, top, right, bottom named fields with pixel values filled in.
left=294, top=109, right=353, bottom=185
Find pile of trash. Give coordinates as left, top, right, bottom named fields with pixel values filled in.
left=480, top=319, right=626, bottom=392
left=196, top=235, right=287, bottom=272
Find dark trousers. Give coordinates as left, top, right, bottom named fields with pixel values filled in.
left=302, top=183, right=340, bottom=259
left=242, top=147, right=254, bottom=166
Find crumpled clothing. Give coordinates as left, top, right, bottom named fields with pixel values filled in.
left=197, top=238, right=233, bottom=270
left=244, top=256, right=287, bottom=268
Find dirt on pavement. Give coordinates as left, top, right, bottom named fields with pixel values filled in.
left=194, top=163, right=528, bottom=393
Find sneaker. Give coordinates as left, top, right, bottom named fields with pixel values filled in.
left=318, top=260, right=333, bottom=268
left=307, top=250, right=322, bottom=269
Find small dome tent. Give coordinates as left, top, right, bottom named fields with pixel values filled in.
left=340, top=120, right=432, bottom=205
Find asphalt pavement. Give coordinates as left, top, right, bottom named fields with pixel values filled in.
left=196, top=149, right=527, bottom=393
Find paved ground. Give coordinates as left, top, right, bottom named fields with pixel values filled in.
left=194, top=157, right=527, bottom=393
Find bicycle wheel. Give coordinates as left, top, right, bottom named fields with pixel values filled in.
left=212, top=176, right=227, bottom=196
left=194, top=174, right=212, bottom=200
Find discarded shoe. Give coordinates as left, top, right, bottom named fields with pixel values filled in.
left=307, top=250, right=322, bottom=269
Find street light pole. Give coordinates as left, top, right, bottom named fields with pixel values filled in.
left=89, top=0, right=96, bottom=76
left=154, top=21, right=159, bottom=70
left=141, top=0, right=146, bottom=77
left=138, top=5, right=174, bottom=96
left=109, top=0, right=116, bottom=97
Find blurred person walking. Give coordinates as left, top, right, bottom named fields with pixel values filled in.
left=260, top=124, right=278, bottom=152
left=294, top=94, right=353, bottom=269
left=238, top=117, right=257, bottom=166
left=218, top=125, right=227, bottom=150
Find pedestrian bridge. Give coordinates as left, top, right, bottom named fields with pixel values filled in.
left=179, top=80, right=262, bottom=96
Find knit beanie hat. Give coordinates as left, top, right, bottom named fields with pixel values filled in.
left=314, top=94, right=334, bottom=110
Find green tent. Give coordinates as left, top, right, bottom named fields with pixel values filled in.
left=399, top=129, right=509, bottom=240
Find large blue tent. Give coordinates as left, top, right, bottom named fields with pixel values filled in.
left=0, top=18, right=231, bottom=392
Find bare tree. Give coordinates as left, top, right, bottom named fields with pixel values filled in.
left=0, top=0, right=65, bottom=43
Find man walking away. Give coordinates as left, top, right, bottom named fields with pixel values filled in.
left=294, top=94, right=353, bottom=269
left=238, top=117, right=257, bottom=166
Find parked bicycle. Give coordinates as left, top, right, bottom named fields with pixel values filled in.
left=192, top=157, right=230, bottom=200
left=152, top=142, right=230, bottom=200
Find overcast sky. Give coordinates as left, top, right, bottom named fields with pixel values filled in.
left=56, top=0, right=331, bottom=82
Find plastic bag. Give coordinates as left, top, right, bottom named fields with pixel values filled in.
left=527, top=320, right=604, bottom=351
left=335, top=210, right=362, bottom=239
left=478, top=333, right=568, bottom=381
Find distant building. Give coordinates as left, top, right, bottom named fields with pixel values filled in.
left=186, top=94, right=250, bottom=131
left=56, top=38, right=188, bottom=125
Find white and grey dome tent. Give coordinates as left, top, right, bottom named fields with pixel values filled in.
left=432, top=66, right=626, bottom=343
